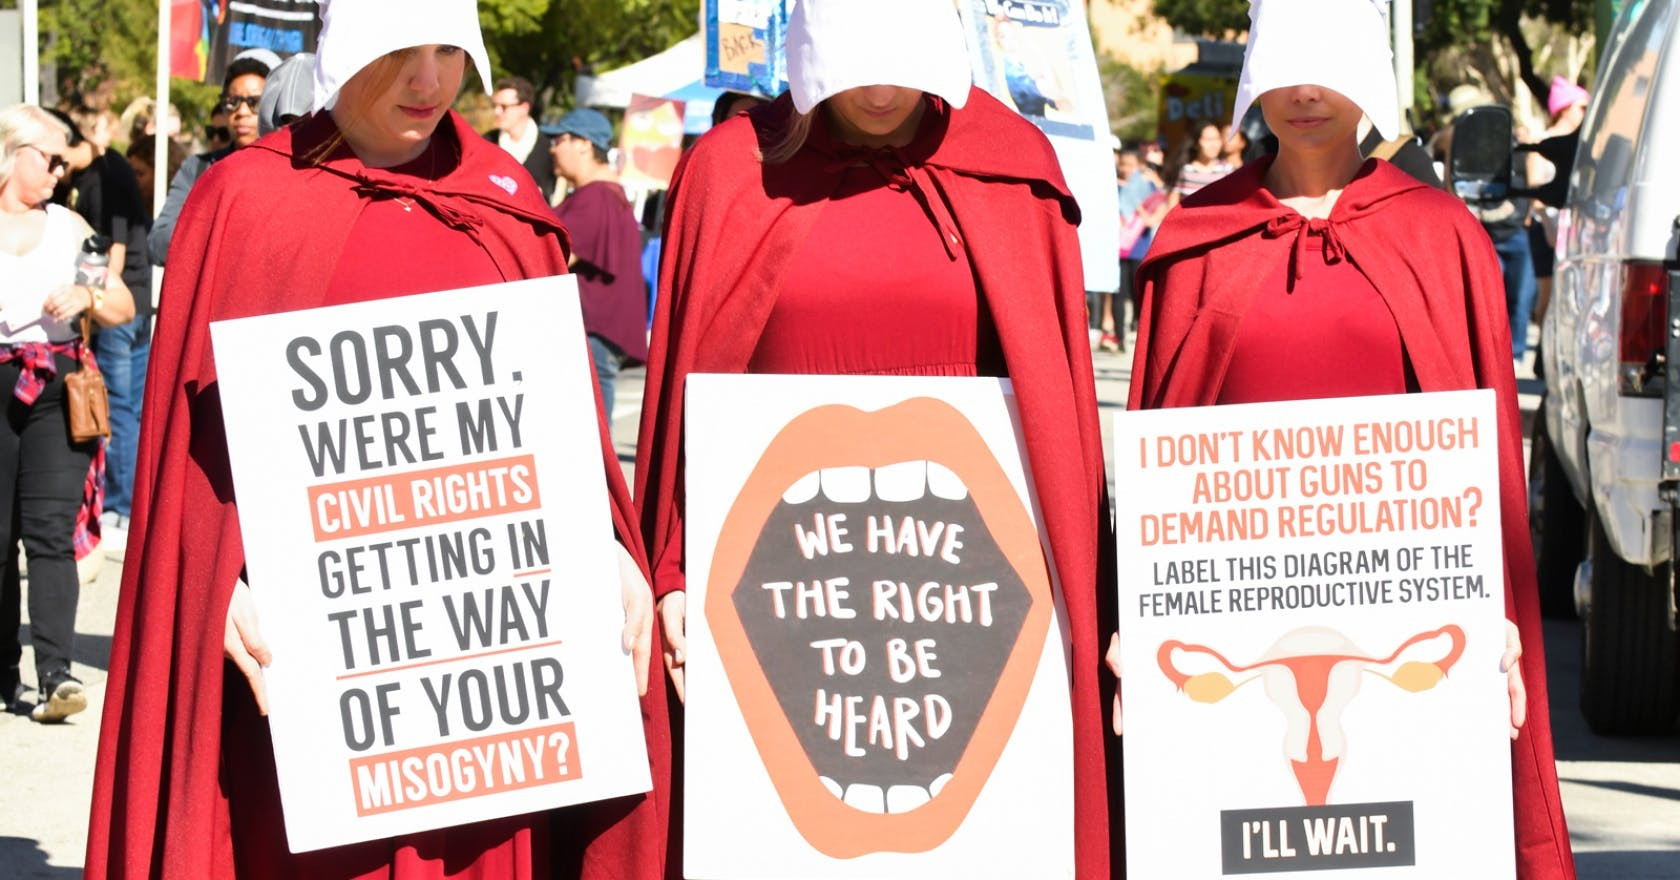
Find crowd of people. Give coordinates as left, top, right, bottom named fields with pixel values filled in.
left=0, top=0, right=1592, bottom=876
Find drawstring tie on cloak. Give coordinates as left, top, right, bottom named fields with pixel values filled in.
left=353, top=177, right=488, bottom=242
left=1263, top=213, right=1347, bottom=290
left=826, top=146, right=965, bottom=260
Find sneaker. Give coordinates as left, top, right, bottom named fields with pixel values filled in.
left=30, top=672, right=87, bottom=723
left=100, top=512, right=129, bottom=563
left=3, top=677, right=27, bottom=715
left=1098, top=332, right=1121, bottom=353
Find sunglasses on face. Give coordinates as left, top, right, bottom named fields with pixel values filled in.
left=207, top=125, right=231, bottom=143
left=23, top=144, right=68, bottom=174
left=220, top=93, right=262, bottom=113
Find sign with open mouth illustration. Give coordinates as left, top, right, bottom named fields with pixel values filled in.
left=683, top=375, right=1074, bottom=878
left=1113, top=391, right=1516, bottom=879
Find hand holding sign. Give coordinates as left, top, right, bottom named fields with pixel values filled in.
left=1504, top=619, right=1525, bottom=739
left=224, top=577, right=273, bottom=715
left=617, top=542, right=654, bottom=696
left=659, top=592, right=687, bottom=703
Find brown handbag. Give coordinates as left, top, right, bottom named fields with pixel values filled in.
left=64, top=313, right=111, bottom=442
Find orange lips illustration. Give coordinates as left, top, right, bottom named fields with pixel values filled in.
left=707, top=397, right=1052, bottom=858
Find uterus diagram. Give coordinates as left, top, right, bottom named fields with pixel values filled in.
left=1158, top=626, right=1466, bottom=806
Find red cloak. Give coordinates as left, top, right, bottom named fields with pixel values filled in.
left=86, top=110, right=671, bottom=880
left=633, top=88, right=1118, bottom=878
left=1131, top=157, right=1575, bottom=880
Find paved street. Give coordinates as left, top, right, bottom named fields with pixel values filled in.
left=2, top=342, right=1676, bottom=878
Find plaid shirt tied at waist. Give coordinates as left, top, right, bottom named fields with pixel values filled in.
left=0, top=339, right=87, bottom=404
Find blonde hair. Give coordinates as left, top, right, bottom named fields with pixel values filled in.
left=0, top=103, right=71, bottom=192
left=308, top=48, right=456, bottom=167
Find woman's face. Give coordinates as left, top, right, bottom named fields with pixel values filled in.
left=224, top=73, right=265, bottom=149
left=130, top=154, right=154, bottom=203
left=336, top=44, right=467, bottom=165
left=1195, top=123, right=1224, bottom=162
left=1258, top=85, right=1363, bottom=158
left=825, top=85, right=926, bottom=149
left=6, top=129, right=69, bottom=207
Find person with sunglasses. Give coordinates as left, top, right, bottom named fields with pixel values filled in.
left=86, top=1, right=668, bottom=876
left=146, top=55, right=271, bottom=266
left=0, top=104, right=137, bottom=721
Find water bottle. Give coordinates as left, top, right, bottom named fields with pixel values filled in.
left=75, top=234, right=112, bottom=289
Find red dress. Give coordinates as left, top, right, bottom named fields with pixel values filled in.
left=85, top=111, right=671, bottom=880
left=636, top=90, right=1118, bottom=878
left=1132, top=157, right=1576, bottom=880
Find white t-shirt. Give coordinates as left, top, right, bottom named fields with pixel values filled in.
left=0, top=204, right=82, bottom=344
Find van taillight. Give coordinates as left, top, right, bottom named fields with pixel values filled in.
left=1620, top=262, right=1670, bottom=366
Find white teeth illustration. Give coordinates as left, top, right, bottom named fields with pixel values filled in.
left=822, top=776, right=950, bottom=813
left=874, top=461, right=927, bottom=502
left=886, top=784, right=931, bottom=813
left=843, top=783, right=886, bottom=813
left=783, top=471, right=820, bottom=504
left=926, top=462, right=969, bottom=500
left=819, top=466, right=872, bottom=503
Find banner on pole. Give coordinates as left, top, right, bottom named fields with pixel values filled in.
left=703, top=0, right=788, bottom=98
left=959, top=0, right=1121, bottom=293
left=172, top=0, right=321, bottom=84
left=682, top=375, right=1075, bottom=879
left=210, top=276, right=650, bottom=852
left=1113, top=391, right=1516, bottom=879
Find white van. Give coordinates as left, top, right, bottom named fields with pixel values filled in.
left=1532, top=0, right=1680, bottom=734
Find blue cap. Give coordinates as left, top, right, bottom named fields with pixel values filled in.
left=540, top=108, right=613, bottom=152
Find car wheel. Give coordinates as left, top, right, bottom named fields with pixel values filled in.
left=1529, top=405, right=1584, bottom=618
left=1580, top=509, right=1680, bottom=734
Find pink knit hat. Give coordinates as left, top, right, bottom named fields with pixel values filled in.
left=1547, top=76, right=1589, bottom=117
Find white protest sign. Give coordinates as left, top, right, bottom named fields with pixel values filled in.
left=1114, top=390, right=1515, bottom=879
left=683, top=375, right=1074, bottom=879
left=959, top=0, right=1122, bottom=294
left=210, top=275, right=650, bottom=852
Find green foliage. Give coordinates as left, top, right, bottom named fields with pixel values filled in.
left=1152, top=0, right=1592, bottom=52
left=1147, top=0, right=1246, bottom=37
left=480, top=0, right=702, bottom=113
left=1100, top=53, right=1161, bottom=142
left=38, top=0, right=158, bottom=106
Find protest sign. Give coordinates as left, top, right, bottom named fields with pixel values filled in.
left=704, top=0, right=788, bottom=97
left=1113, top=391, right=1516, bottom=879
left=209, top=276, right=650, bottom=852
left=620, top=94, right=687, bottom=189
left=960, top=0, right=1122, bottom=294
left=683, top=375, right=1074, bottom=879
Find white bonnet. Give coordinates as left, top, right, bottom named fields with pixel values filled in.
left=786, top=0, right=972, bottom=115
left=1231, top=0, right=1400, bottom=141
left=313, top=0, right=492, bottom=112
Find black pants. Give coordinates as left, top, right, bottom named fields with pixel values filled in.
left=0, top=354, right=96, bottom=689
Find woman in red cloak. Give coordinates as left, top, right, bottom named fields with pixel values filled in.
left=1120, top=1, right=1575, bottom=877
left=84, top=2, right=670, bottom=878
left=634, top=0, right=1117, bottom=875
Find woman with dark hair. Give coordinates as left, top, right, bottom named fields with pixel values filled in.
left=85, top=1, right=670, bottom=877
left=1120, top=1, right=1575, bottom=876
left=635, top=0, right=1114, bottom=876
left=147, top=54, right=270, bottom=266
left=1164, top=120, right=1234, bottom=210
left=0, top=104, right=136, bottom=720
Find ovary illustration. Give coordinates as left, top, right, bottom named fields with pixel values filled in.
left=1158, top=625, right=1466, bottom=805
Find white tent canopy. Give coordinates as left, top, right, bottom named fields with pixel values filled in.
left=575, top=33, right=705, bottom=109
